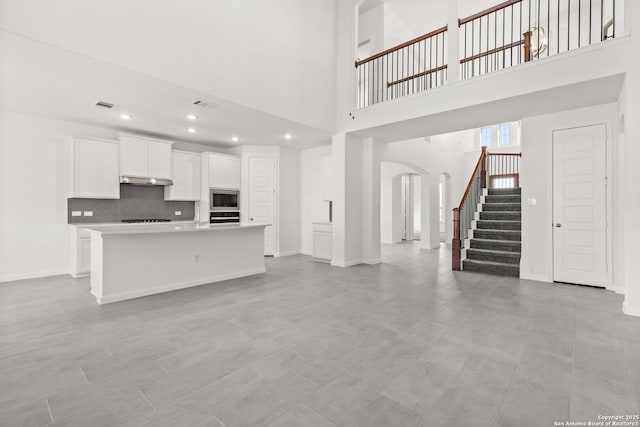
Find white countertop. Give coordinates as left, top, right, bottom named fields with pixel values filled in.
left=83, top=222, right=269, bottom=235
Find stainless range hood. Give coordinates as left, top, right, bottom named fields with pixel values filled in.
left=120, top=176, right=173, bottom=186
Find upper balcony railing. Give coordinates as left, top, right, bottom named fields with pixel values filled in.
left=356, top=0, right=618, bottom=108
left=355, top=26, right=448, bottom=109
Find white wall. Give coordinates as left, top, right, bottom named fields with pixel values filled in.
left=300, top=145, right=332, bottom=255
left=0, top=110, right=108, bottom=281
left=519, top=103, right=618, bottom=289
left=278, top=146, right=301, bottom=256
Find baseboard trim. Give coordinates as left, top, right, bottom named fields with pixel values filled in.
left=420, top=244, right=441, bottom=250
left=276, top=250, right=301, bottom=257
left=0, top=269, right=70, bottom=284
left=299, top=250, right=312, bottom=256
left=622, top=301, right=640, bottom=317
left=93, top=267, right=267, bottom=305
left=363, top=258, right=382, bottom=265
left=331, top=259, right=362, bottom=268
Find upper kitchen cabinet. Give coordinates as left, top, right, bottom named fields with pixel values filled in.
left=118, top=134, right=173, bottom=179
left=321, top=155, right=333, bottom=201
left=70, top=137, right=120, bottom=199
left=165, top=150, right=200, bottom=201
left=207, top=153, right=241, bottom=189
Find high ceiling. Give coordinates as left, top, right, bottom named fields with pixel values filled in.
left=0, top=0, right=337, bottom=149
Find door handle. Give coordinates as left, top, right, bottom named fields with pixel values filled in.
left=554, top=223, right=562, bottom=228
left=250, top=218, right=254, bottom=221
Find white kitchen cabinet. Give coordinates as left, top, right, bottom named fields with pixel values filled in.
left=208, top=153, right=241, bottom=189
left=71, top=138, right=120, bottom=199
left=69, top=226, right=91, bottom=277
left=148, top=141, right=172, bottom=179
left=118, top=134, right=173, bottom=179
left=312, top=222, right=332, bottom=263
left=165, top=150, right=200, bottom=201
left=321, top=155, right=333, bottom=201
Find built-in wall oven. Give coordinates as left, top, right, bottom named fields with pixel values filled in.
left=210, top=189, right=240, bottom=224
left=210, top=211, right=240, bottom=224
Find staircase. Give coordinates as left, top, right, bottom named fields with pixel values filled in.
left=462, top=187, right=521, bottom=277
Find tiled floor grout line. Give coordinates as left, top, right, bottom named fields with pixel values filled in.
left=79, top=367, right=90, bottom=384
left=137, top=387, right=155, bottom=409
left=45, top=398, right=54, bottom=424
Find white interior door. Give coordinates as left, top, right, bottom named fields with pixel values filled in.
left=249, top=157, right=276, bottom=256
left=552, top=124, right=607, bottom=287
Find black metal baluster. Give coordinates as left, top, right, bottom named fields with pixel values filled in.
left=578, top=0, right=581, bottom=48
left=511, top=5, right=514, bottom=67
left=568, top=0, right=571, bottom=50
left=520, top=2, right=523, bottom=64
left=558, top=0, right=561, bottom=53
left=601, top=0, right=604, bottom=41
left=548, top=0, right=551, bottom=56
left=613, top=0, right=616, bottom=38
left=471, top=20, right=475, bottom=77
left=503, top=8, right=506, bottom=68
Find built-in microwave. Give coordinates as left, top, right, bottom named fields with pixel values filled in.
left=210, top=189, right=239, bottom=211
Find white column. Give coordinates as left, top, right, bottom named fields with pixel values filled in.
left=447, top=0, right=460, bottom=85
left=420, top=174, right=440, bottom=250
left=622, top=0, right=640, bottom=316
left=361, top=137, right=382, bottom=264
left=331, top=133, right=364, bottom=267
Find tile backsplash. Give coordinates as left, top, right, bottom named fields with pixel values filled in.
left=68, top=185, right=195, bottom=224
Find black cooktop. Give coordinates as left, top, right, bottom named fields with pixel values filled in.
left=121, top=219, right=172, bottom=223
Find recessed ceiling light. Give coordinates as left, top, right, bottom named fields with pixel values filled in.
left=120, top=113, right=132, bottom=120
left=284, top=133, right=292, bottom=140
left=231, top=136, right=239, bottom=142
left=187, top=127, right=197, bottom=133
left=186, top=114, right=198, bottom=121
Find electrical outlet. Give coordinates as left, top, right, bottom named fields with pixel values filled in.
left=175, top=211, right=182, bottom=216
left=71, top=211, right=82, bottom=217
left=83, top=211, right=93, bottom=217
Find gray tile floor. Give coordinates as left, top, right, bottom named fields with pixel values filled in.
left=1, top=242, right=639, bottom=427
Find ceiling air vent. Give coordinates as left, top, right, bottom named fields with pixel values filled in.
left=95, top=100, right=116, bottom=109
left=192, top=99, right=218, bottom=109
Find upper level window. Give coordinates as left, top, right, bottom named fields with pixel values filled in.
left=481, top=127, right=492, bottom=147
left=499, top=124, right=511, bottom=146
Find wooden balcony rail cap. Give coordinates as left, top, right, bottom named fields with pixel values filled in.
left=355, top=25, right=448, bottom=67
left=458, top=0, right=523, bottom=26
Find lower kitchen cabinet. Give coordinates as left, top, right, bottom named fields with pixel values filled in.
left=69, top=226, right=91, bottom=278
left=312, top=222, right=332, bottom=263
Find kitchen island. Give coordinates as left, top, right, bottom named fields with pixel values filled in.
left=85, top=222, right=268, bottom=304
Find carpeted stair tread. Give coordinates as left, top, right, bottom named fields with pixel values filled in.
left=488, top=187, right=521, bottom=195
left=462, top=259, right=520, bottom=277
left=473, top=229, right=521, bottom=241
left=476, top=220, right=521, bottom=230
left=466, top=248, right=521, bottom=265
left=484, top=195, right=522, bottom=203
left=479, top=211, right=521, bottom=220
left=482, top=203, right=522, bottom=211
left=470, top=238, right=521, bottom=252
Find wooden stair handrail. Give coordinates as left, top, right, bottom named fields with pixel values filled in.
left=459, top=40, right=525, bottom=64
left=487, top=152, right=522, bottom=156
left=457, top=147, right=487, bottom=210
left=458, top=0, right=522, bottom=26
left=387, top=65, right=448, bottom=88
left=355, top=25, right=448, bottom=67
